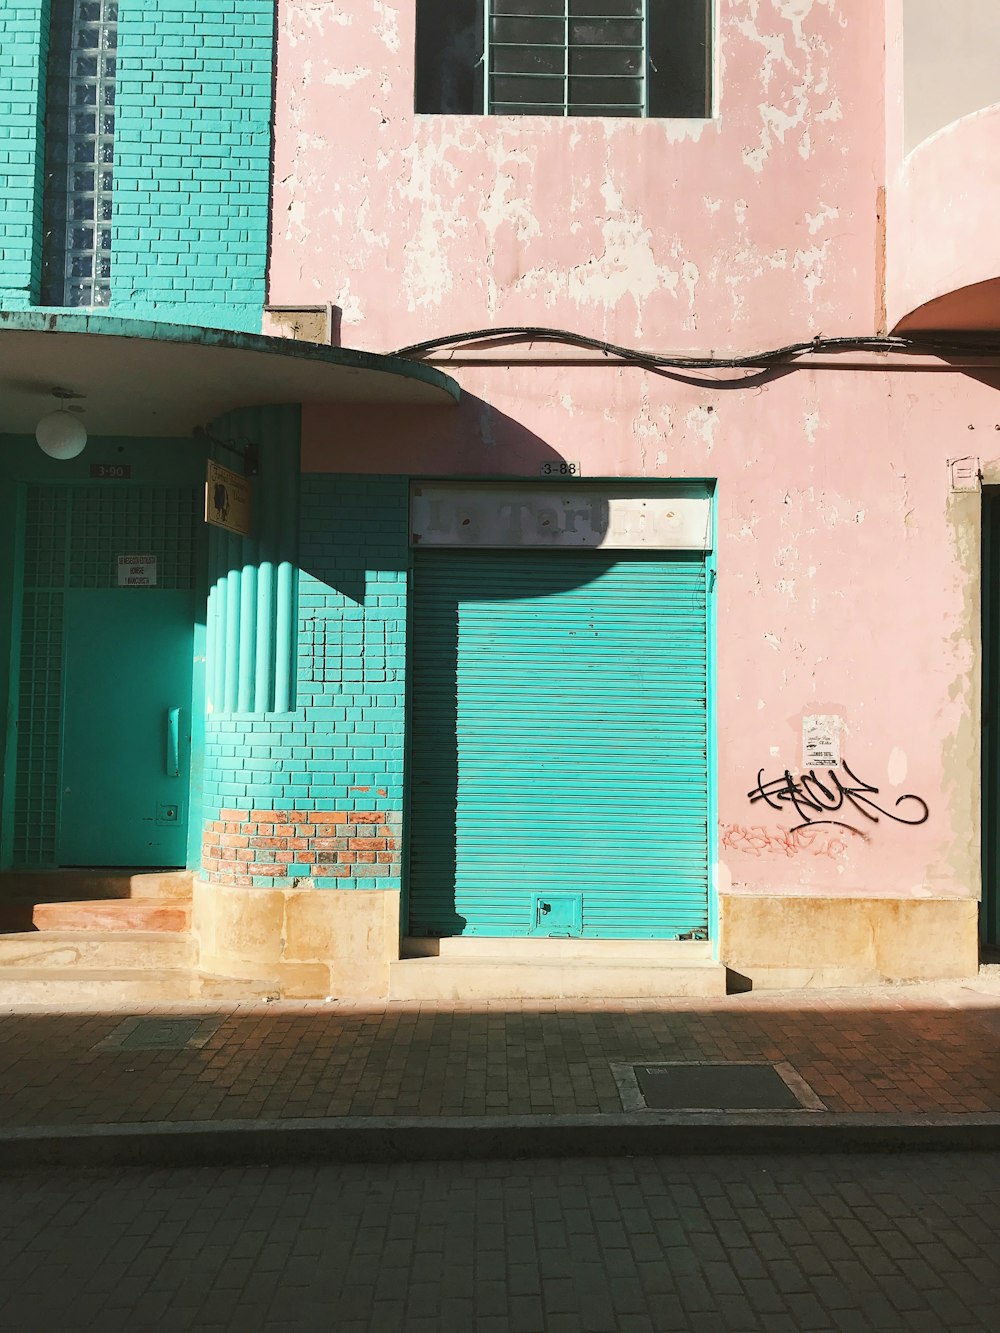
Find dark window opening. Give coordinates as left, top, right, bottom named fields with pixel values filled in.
left=415, top=0, right=712, bottom=118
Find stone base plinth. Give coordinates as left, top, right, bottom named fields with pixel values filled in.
left=192, top=882, right=400, bottom=999
left=720, top=894, right=979, bottom=988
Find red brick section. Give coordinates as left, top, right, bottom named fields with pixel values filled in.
left=0, top=988, right=997, bottom=1128
left=200, top=808, right=399, bottom=886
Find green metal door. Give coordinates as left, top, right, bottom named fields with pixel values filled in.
left=408, top=549, right=710, bottom=938
left=58, top=589, right=194, bottom=866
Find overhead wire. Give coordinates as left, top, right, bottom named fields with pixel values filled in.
left=392, top=326, right=1000, bottom=369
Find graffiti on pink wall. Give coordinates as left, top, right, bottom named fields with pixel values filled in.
left=747, top=763, right=929, bottom=839
left=719, top=824, right=855, bottom=860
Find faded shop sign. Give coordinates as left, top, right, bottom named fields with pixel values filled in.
left=410, top=485, right=712, bottom=550
left=205, top=460, right=252, bottom=537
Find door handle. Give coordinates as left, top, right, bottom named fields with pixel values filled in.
left=166, top=707, right=181, bottom=778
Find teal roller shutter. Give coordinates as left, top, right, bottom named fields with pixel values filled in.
left=408, top=549, right=710, bottom=939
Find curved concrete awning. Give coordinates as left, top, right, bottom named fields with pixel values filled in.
left=893, top=276, right=1000, bottom=334
left=888, top=105, right=1000, bottom=333
left=0, top=311, right=459, bottom=436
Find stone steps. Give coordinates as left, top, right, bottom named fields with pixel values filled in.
left=0, top=869, right=193, bottom=902
left=0, top=871, right=276, bottom=1003
left=32, top=899, right=191, bottom=934
left=0, top=967, right=277, bottom=1005
left=401, top=937, right=714, bottom=961
left=388, top=954, right=727, bottom=1002
left=0, top=929, right=196, bottom=970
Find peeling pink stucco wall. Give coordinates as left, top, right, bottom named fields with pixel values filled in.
left=270, top=0, right=885, bottom=353
left=268, top=3, right=995, bottom=908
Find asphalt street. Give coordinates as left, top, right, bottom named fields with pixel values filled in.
left=0, top=1152, right=997, bottom=1332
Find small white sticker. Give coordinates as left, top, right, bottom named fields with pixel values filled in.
left=117, top=554, right=157, bottom=587
left=803, top=715, right=842, bottom=769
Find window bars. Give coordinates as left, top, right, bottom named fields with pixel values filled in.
left=486, top=0, right=648, bottom=117
left=42, top=0, right=118, bottom=307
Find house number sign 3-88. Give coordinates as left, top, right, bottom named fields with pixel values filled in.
left=539, top=462, right=581, bottom=476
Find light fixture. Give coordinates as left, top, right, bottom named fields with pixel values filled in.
left=36, top=388, right=87, bottom=460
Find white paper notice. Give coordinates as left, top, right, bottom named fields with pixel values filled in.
left=117, top=554, right=157, bottom=587
left=803, top=715, right=842, bottom=769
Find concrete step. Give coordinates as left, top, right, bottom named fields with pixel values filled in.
left=128, top=871, right=194, bottom=901
left=388, top=956, right=728, bottom=1002
left=402, top=937, right=713, bottom=961
left=32, top=899, right=191, bottom=933
left=0, top=930, right=196, bottom=970
left=0, top=967, right=278, bottom=1004
left=0, top=870, right=134, bottom=902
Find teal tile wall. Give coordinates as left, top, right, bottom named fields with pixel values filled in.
left=0, top=0, right=273, bottom=331
left=0, top=1, right=49, bottom=308
left=202, top=476, right=410, bottom=890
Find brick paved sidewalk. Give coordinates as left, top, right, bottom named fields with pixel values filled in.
left=0, top=978, right=997, bottom=1131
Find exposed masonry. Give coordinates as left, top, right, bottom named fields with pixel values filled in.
left=201, top=808, right=401, bottom=889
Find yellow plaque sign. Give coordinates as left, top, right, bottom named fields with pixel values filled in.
left=205, top=460, right=252, bottom=536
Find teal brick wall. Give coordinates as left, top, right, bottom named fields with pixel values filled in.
left=0, top=2, right=49, bottom=308
left=113, top=0, right=274, bottom=330
left=202, top=476, right=409, bottom=890
left=0, top=0, right=273, bottom=331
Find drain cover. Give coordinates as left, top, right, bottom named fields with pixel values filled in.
left=611, top=1060, right=825, bottom=1112
left=95, top=1016, right=222, bottom=1052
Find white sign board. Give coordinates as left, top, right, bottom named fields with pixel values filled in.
left=411, top=485, right=712, bottom=551
left=117, top=554, right=157, bottom=587
left=803, top=715, right=842, bottom=769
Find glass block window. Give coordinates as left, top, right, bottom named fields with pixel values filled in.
left=42, top=0, right=118, bottom=308
left=416, top=0, right=712, bottom=118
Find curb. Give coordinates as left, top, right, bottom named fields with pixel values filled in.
left=2, top=1113, right=1000, bottom=1168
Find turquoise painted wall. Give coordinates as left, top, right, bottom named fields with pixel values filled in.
left=113, top=0, right=274, bottom=330
left=0, top=0, right=274, bottom=331
left=0, top=1, right=49, bottom=308
left=202, top=475, right=409, bottom=890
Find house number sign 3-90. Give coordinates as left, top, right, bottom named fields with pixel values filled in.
left=539, top=462, right=581, bottom=476
left=90, top=463, right=132, bottom=479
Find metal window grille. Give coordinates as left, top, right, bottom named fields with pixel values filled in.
left=486, top=0, right=648, bottom=117
left=42, top=0, right=118, bottom=307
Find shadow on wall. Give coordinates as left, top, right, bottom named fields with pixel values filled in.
left=300, top=389, right=578, bottom=479
left=292, top=393, right=617, bottom=938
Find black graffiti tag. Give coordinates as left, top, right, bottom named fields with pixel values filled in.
left=748, top=762, right=929, bottom=837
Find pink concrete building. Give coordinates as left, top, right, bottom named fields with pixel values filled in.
left=251, top=0, right=1000, bottom=996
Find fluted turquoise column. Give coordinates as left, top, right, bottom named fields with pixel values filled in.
left=205, top=405, right=300, bottom=720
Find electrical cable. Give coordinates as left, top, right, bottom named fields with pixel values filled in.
left=392, top=325, right=1000, bottom=369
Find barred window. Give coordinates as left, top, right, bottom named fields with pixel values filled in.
left=42, top=0, right=118, bottom=307
left=416, top=0, right=712, bottom=118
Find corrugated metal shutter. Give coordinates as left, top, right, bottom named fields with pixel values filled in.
left=408, top=549, right=710, bottom=939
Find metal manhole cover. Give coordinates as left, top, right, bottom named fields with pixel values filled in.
left=94, top=1016, right=223, bottom=1052
left=610, top=1061, right=826, bottom=1112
